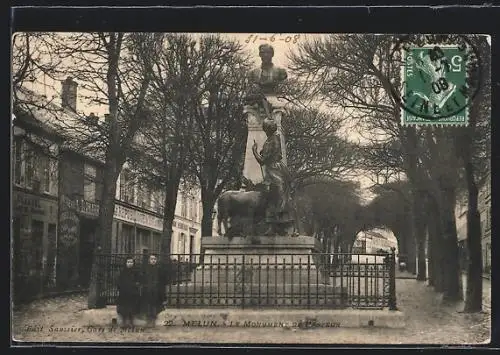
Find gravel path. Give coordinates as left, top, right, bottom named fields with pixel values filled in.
left=12, top=279, right=490, bottom=345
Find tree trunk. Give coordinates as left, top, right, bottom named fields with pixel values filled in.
left=427, top=223, right=434, bottom=286
left=462, top=35, right=489, bottom=312
left=87, top=160, right=120, bottom=309
left=406, top=231, right=417, bottom=275
left=401, top=127, right=422, bottom=277
left=396, top=227, right=407, bottom=259
left=441, top=187, right=461, bottom=301
left=160, top=175, right=182, bottom=257
left=201, top=188, right=216, bottom=238
left=416, top=235, right=427, bottom=281
left=322, top=233, right=329, bottom=253
left=463, top=161, right=483, bottom=312
left=412, top=194, right=427, bottom=280
left=160, top=218, right=173, bottom=257
left=428, top=203, right=445, bottom=292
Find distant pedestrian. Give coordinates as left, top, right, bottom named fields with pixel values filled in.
left=140, top=254, right=167, bottom=327
left=116, top=256, right=141, bottom=328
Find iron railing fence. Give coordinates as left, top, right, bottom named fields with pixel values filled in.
left=92, top=250, right=397, bottom=310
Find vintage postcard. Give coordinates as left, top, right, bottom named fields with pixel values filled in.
left=11, top=30, right=491, bottom=345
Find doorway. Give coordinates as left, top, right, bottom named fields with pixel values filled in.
left=78, top=217, right=97, bottom=288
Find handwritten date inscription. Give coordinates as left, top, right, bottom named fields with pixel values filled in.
left=246, top=34, right=301, bottom=44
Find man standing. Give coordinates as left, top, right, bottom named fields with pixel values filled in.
left=140, top=254, right=166, bottom=327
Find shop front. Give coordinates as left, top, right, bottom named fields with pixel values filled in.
left=112, top=203, right=163, bottom=258
left=57, top=195, right=100, bottom=289
left=12, top=189, right=58, bottom=301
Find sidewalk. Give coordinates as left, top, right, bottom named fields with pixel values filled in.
left=12, top=279, right=490, bottom=345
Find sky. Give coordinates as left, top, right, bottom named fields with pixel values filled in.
left=23, top=33, right=313, bottom=115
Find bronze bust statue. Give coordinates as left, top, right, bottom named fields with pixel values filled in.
left=245, top=44, right=288, bottom=109
left=248, top=44, right=287, bottom=95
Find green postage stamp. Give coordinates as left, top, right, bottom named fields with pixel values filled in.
left=400, top=44, right=473, bottom=126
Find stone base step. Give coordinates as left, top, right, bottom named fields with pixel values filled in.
left=81, top=307, right=406, bottom=329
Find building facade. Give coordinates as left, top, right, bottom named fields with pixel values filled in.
left=352, top=229, right=398, bottom=254
left=57, top=152, right=206, bottom=288
left=12, top=79, right=210, bottom=297
left=455, top=172, right=491, bottom=274
left=12, top=119, right=61, bottom=301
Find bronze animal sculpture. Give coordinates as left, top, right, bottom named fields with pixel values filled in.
left=216, top=185, right=269, bottom=238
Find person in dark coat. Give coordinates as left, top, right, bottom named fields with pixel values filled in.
left=116, top=256, right=141, bottom=328
left=140, top=254, right=167, bottom=327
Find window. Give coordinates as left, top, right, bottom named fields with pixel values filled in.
left=138, top=184, right=152, bottom=209
left=156, top=201, right=164, bottom=215
left=181, top=193, right=187, bottom=218
left=24, top=143, right=36, bottom=189
left=13, top=139, right=58, bottom=194
left=48, top=158, right=58, bottom=195
left=178, top=233, right=186, bottom=259
left=152, top=190, right=164, bottom=215
left=14, top=139, right=23, bottom=184
left=147, top=189, right=152, bottom=210
left=189, top=197, right=195, bottom=221
left=84, top=164, right=97, bottom=202
left=152, top=232, right=161, bottom=254
left=120, top=170, right=135, bottom=204
left=41, top=155, right=50, bottom=193
left=36, top=152, right=57, bottom=195
left=122, top=224, right=135, bottom=254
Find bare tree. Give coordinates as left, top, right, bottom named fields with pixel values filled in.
left=12, top=33, right=64, bottom=91
left=284, top=107, right=359, bottom=188
left=184, top=35, right=251, bottom=237
left=289, top=34, right=477, bottom=299
left=296, top=179, right=363, bottom=253
left=33, top=32, right=161, bottom=308
left=128, top=33, right=202, bottom=256
left=454, top=36, right=491, bottom=312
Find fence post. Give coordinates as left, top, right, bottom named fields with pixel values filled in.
left=142, top=249, right=149, bottom=266
left=388, top=247, right=397, bottom=310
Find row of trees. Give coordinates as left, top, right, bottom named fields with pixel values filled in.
left=289, top=34, right=490, bottom=312
left=13, top=32, right=489, bottom=312
left=12, top=32, right=360, bottom=307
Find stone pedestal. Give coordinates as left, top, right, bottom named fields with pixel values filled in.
left=242, top=95, right=287, bottom=186
left=164, top=236, right=348, bottom=308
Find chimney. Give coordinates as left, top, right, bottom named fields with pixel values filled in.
left=61, top=76, right=78, bottom=112
left=86, top=112, right=98, bottom=124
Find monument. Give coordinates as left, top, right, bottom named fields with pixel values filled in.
left=223, top=43, right=295, bottom=237
left=242, top=43, right=288, bottom=186
left=164, top=44, right=347, bottom=309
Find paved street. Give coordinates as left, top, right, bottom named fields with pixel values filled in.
left=12, top=278, right=490, bottom=345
